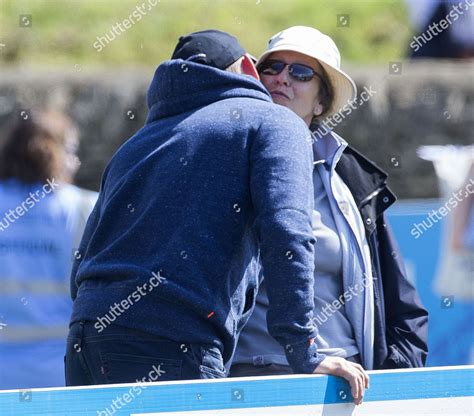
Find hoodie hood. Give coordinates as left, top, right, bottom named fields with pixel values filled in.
left=146, top=60, right=272, bottom=123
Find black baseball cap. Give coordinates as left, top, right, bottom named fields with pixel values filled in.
left=171, top=29, right=246, bottom=70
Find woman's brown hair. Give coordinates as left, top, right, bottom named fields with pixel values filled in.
left=0, top=110, right=78, bottom=184
left=311, top=67, right=334, bottom=127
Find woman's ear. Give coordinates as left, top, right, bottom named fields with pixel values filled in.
left=241, top=54, right=260, bottom=80
left=313, top=100, right=324, bottom=117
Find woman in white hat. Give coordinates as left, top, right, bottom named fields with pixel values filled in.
left=230, top=26, right=428, bottom=385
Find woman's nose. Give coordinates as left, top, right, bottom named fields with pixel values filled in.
left=274, top=67, right=291, bottom=86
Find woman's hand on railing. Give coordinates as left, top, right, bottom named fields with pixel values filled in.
left=313, top=356, right=369, bottom=405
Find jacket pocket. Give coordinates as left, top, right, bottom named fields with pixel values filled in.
left=385, top=344, right=411, bottom=369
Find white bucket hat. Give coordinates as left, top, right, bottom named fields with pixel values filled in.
left=257, top=26, right=357, bottom=118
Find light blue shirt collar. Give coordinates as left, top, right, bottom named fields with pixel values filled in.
left=312, top=129, right=348, bottom=169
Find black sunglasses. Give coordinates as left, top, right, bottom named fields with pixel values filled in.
left=258, top=59, right=325, bottom=83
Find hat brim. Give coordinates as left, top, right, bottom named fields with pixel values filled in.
left=257, top=46, right=357, bottom=118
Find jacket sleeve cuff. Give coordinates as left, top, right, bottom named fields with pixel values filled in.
left=284, top=338, right=326, bottom=374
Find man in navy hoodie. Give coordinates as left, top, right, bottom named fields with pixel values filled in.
left=65, top=30, right=368, bottom=403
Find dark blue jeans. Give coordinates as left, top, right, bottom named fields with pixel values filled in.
left=65, top=321, right=227, bottom=386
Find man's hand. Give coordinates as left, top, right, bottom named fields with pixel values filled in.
left=313, top=356, right=369, bottom=405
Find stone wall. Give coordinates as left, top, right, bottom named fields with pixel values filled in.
left=0, top=60, right=472, bottom=198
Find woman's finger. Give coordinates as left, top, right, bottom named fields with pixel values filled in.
left=352, top=362, right=370, bottom=389
left=346, top=365, right=362, bottom=404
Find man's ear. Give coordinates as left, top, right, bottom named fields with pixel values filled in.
left=241, top=54, right=260, bottom=80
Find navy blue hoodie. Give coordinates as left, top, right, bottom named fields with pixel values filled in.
left=70, top=60, right=325, bottom=373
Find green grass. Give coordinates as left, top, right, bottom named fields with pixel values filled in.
left=0, top=0, right=413, bottom=67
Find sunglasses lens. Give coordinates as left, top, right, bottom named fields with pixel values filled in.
left=259, top=61, right=318, bottom=82
left=259, top=61, right=286, bottom=75
left=289, top=64, right=315, bottom=82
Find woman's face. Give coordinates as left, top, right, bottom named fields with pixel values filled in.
left=259, top=51, right=326, bottom=126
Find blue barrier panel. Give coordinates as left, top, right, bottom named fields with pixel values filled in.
left=0, top=366, right=472, bottom=415
left=387, top=200, right=474, bottom=366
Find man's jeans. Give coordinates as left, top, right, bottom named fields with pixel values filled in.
left=65, top=321, right=227, bottom=386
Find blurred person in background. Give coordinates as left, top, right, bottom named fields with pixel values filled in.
left=0, top=110, right=97, bottom=389
left=406, top=0, right=474, bottom=59
left=230, top=26, right=429, bottom=378
left=451, top=160, right=473, bottom=252
left=417, top=145, right=474, bottom=301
